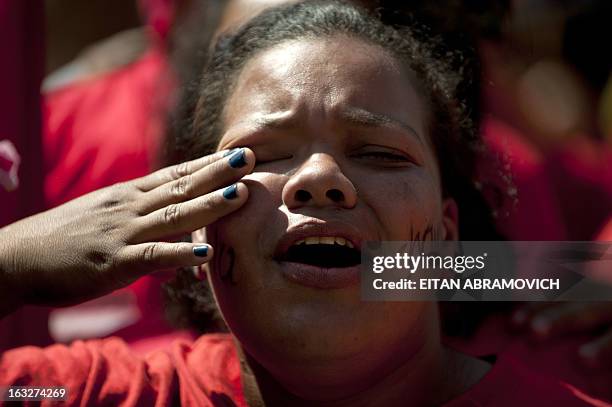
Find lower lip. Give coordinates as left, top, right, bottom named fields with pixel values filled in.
left=277, top=261, right=360, bottom=289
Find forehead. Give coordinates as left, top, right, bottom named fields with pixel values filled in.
left=223, top=35, right=427, bottom=135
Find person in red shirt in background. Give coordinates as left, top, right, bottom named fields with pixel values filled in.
left=478, top=0, right=612, bottom=242
left=39, top=0, right=227, bottom=349
left=467, top=1, right=612, bottom=399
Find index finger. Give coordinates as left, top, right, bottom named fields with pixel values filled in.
left=133, top=149, right=232, bottom=192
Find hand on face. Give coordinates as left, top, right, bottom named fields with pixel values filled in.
left=0, top=148, right=254, bottom=312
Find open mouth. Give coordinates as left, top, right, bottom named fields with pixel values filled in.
left=278, top=237, right=361, bottom=268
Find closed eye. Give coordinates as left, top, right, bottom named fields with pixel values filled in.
left=352, top=147, right=415, bottom=167
left=356, top=151, right=408, bottom=161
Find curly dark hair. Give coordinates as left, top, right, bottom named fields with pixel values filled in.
left=164, top=0, right=507, bottom=334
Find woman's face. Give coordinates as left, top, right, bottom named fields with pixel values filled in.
left=201, top=36, right=458, bottom=396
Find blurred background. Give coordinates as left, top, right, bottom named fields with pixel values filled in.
left=0, top=0, right=610, bottom=366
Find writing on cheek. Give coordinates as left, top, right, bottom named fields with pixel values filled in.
left=216, top=244, right=238, bottom=285
left=408, top=224, right=441, bottom=241
left=401, top=224, right=443, bottom=255
left=208, top=226, right=238, bottom=286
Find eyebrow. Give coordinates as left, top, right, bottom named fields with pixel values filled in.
left=251, top=110, right=298, bottom=130
left=248, top=107, right=422, bottom=142
left=339, top=107, right=422, bottom=141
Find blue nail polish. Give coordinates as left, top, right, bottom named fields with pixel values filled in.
left=223, top=184, right=238, bottom=199
left=193, top=246, right=209, bottom=257
left=228, top=149, right=247, bottom=168
left=223, top=148, right=239, bottom=157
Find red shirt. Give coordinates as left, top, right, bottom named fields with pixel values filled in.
left=40, top=46, right=178, bottom=346
left=43, top=47, right=171, bottom=208
left=447, top=314, right=612, bottom=404
left=1, top=334, right=607, bottom=407
left=480, top=117, right=612, bottom=241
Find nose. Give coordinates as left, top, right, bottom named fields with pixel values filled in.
left=282, top=153, right=357, bottom=210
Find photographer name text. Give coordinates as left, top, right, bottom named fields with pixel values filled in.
left=372, top=278, right=560, bottom=291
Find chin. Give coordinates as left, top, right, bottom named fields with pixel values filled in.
left=210, top=251, right=434, bottom=397
left=236, top=309, right=420, bottom=400
left=220, top=287, right=422, bottom=369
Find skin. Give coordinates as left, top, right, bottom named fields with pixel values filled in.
left=0, top=149, right=255, bottom=316
left=197, top=36, right=489, bottom=406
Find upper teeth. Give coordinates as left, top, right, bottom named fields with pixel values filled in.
left=293, top=237, right=354, bottom=248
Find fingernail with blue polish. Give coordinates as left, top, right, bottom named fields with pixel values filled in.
left=223, top=184, right=238, bottom=200
left=223, top=148, right=239, bottom=157
left=193, top=245, right=209, bottom=257
left=228, top=148, right=247, bottom=168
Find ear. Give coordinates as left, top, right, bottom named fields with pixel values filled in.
left=441, top=198, right=459, bottom=241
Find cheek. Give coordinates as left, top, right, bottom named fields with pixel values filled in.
left=355, top=168, right=443, bottom=239
left=206, top=172, right=286, bottom=276
left=213, top=172, right=283, bottom=239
